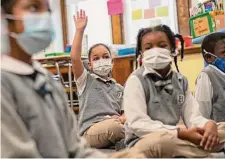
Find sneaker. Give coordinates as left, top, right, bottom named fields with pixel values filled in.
left=115, top=139, right=126, bottom=151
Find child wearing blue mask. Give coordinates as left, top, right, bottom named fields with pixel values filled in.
left=124, top=25, right=225, bottom=158
left=1, top=0, right=144, bottom=158
left=195, top=32, right=225, bottom=154
left=71, top=10, right=126, bottom=149
left=0, top=0, right=104, bottom=157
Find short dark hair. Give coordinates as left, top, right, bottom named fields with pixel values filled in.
left=201, top=32, right=225, bottom=56
left=136, top=25, right=184, bottom=72
left=88, top=43, right=111, bottom=61
left=1, top=0, right=17, bottom=14
left=1, top=0, right=51, bottom=15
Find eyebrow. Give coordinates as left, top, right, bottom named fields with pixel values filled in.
left=28, top=0, right=41, bottom=4
left=144, top=41, right=167, bottom=45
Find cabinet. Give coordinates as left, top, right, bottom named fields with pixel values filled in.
left=112, top=55, right=136, bottom=86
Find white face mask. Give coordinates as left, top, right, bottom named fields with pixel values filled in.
left=1, top=15, right=10, bottom=55
left=5, top=12, right=54, bottom=55
left=93, top=58, right=112, bottom=77
left=142, top=47, right=172, bottom=70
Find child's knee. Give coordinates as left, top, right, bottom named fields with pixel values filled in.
left=106, top=119, right=125, bottom=141
left=134, top=133, right=175, bottom=157
left=84, top=119, right=124, bottom=148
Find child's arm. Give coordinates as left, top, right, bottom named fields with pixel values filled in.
left=1, top=86, right=41, bottom=158
left=71, top=10, right=88, bottom=80
left=195, top=72, right=213, bottom=119
left=182, top=91, right=219, bottom=150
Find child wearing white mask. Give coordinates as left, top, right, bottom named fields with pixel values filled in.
left=123, top=25, right=225, bottom=158
left=71, top=10, right=126, bottom=149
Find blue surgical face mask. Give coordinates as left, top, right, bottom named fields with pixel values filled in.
left=204, top=49, right=225, bottom=73
left=5, top=12, right=55, bottom=55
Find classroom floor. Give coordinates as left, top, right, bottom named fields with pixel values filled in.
left=99, top=149, right=116, bottom=154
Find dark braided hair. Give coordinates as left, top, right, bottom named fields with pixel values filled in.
left=88, top=43, right=111, bottom=61
left=136, top=25, right=184, bottom=72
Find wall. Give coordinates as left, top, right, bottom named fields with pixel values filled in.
left=66, top=0, right=179, bottom=46
left=128, top=0, right=178, bottom=44
left=78, top=0, right=112, bottom=48
left=172, top=53, right=204, bottom=92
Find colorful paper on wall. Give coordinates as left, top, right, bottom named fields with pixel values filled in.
left=144, top=8, right=155, bottom=19
left=149, top=0, right=161, bottom=8
left=156, top=6, right=169, bottom=17
left=107, top=0, right=123, bottom=16
left=132, top=9, right=142, bottom=20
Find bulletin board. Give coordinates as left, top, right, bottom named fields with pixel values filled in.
left=130, top=0, right=178, bottom=44
left=190, top=12, right=214, bottom=38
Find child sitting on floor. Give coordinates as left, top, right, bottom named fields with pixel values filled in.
left=71, top=10, right=126, bottom=149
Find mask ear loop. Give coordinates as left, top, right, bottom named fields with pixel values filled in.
left=138, top=51, right=143, bottom=68
left=203, top=49, right=218, bottom=64
left=3, top=14, right=22, bottom=21
left=203, top=49, right=217, bottom=58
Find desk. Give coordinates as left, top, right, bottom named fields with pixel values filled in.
left=35, top=55, right=78, bottom=110
left=35, top=55, right=88, bottom=74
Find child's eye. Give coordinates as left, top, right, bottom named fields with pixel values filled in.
left=28, top=5, right=39, bottom=12
left=160, top=44, right=168, bottom=48
left=93, top=57, right=100, bottom=61
left=103, top=56, right=110, bottom=59
left=145, top=47, right=151, bottom=50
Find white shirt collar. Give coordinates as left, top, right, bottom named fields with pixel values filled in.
left=1, top=55, right=47, bottom=75
left=208, top=64, right=225, bottom=76
left=143, top=65, right=172, bottom=78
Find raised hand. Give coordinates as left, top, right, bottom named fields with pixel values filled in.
left=74, top=9, right=87, bottom=32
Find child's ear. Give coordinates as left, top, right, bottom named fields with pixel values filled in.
left=88, top=61, right=92, bottom=70
left=204, top=54, right=216, bottom=64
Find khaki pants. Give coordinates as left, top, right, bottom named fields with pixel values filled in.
left=133, top=123, right=225, bottom=158
left=83, top=119, right=125, bottom=148
left=108, top=148, right=146, bottom=158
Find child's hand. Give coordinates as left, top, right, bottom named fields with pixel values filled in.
left=178, top=127, right=204, bottom=145
left=118, top=116, right=126, bottom=124
left=201, top=121, right=219, bottom=150
left=74, top=10, right=87, bottom=32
